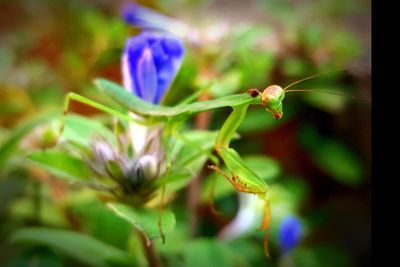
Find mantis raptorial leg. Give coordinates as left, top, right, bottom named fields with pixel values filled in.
left=208, top=102, right=272, bottom=257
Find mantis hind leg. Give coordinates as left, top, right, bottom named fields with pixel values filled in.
left=207, top=164, right=255, bottom=194
left=208, top=173, right=221, bottom=216
left=57, top=92, right=142, bottom=143
left=258, top=197, right=271, bottom=258
left=157, top=183, right=166, bottom=243
left=156, top=160, right=172, bottom=244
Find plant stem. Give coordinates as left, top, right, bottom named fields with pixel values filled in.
left=139, top=232, right=161, bottom=267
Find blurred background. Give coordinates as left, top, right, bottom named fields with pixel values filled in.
left=0, top=0, right=370, bottom=266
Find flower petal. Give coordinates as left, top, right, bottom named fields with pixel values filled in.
left=136, top=47, right=158, bottom=103
left=278, top=215, right=302, bottom=253
left=122, top=32, right=184, bottom=104
left=151, top=36, right=185, bottom=103
left=123, top=36, right=147, bottom=96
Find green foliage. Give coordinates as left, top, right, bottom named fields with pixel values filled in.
left=107, top=203, right=176, bottom=242
left=299, top=125, right=364, bottom=186
left=183, top=239, right=234, bottom=267
left=70, top=200, right=132, bottom=249
left=0, top=113, right=55, bottom=171
left=59, top=114, right=117, bottom=146
left=28, top=150, right=92, bottom=182
left=238, top=107, right=283, bottom=134
left=11, top=228, right=136, bottom=267
left=6, top=247, right=63, bottom=267
left=209, top=70, right=242, bottom=98
left=292, top=245, right=353, bottom=267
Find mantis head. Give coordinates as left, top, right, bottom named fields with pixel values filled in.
left=261, top=85, right=285, bottom=120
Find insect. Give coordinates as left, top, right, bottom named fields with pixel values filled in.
left=54, top=67, right=367, bottom=257
left=206, top=68, right=366, bottom=257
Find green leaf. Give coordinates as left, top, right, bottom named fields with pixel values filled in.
left=27, top=149, right=92, bottom=182
left=299, top=126, right=364, bottom=186
left=312, top=139, right=364, bottom=186
left=173, top=130, right=217, bottom=169
left=95, top=79, right=260, bottom=119
left=107, top=202, right=176, bottom=243
left=105, top=160, right=124, bottom=179
left=70, top=200, right=132, bottom=250
left=11, top=227, right=136, bottom=267
left=60, top=114, right=116, bottom=146
left=183, top=239, right=234, bottom=267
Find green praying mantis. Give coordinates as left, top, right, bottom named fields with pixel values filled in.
left=57, top=69, right=365, bottom=257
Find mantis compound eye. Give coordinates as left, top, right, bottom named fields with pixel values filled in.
left=247, top=88, right=261, bottom=97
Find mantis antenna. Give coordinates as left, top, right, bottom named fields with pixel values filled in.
left=284, top=89, right=368, bottom=101
left=282, top=66, right=359, bottom=91
left=281, top=66, right=369, bottom=101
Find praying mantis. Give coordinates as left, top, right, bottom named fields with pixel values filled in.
left=57, top=69, right=364, bottom=257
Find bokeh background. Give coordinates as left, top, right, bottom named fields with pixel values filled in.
left=0, top=0, right=371, bottom=266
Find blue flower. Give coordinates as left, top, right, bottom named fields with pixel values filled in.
left=122, top=31, right=185, bottom=104
left=278, top=215, right=302, bottom=253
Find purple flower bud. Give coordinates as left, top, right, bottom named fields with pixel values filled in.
left=122, top=32, right=185, bottom=104
left=278, top=215, right=302, bottom=253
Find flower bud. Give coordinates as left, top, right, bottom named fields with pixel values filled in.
left=122, top=31, right=185, bottom=104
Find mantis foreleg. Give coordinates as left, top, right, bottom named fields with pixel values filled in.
left=211, top=103, right=271, bottom=257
